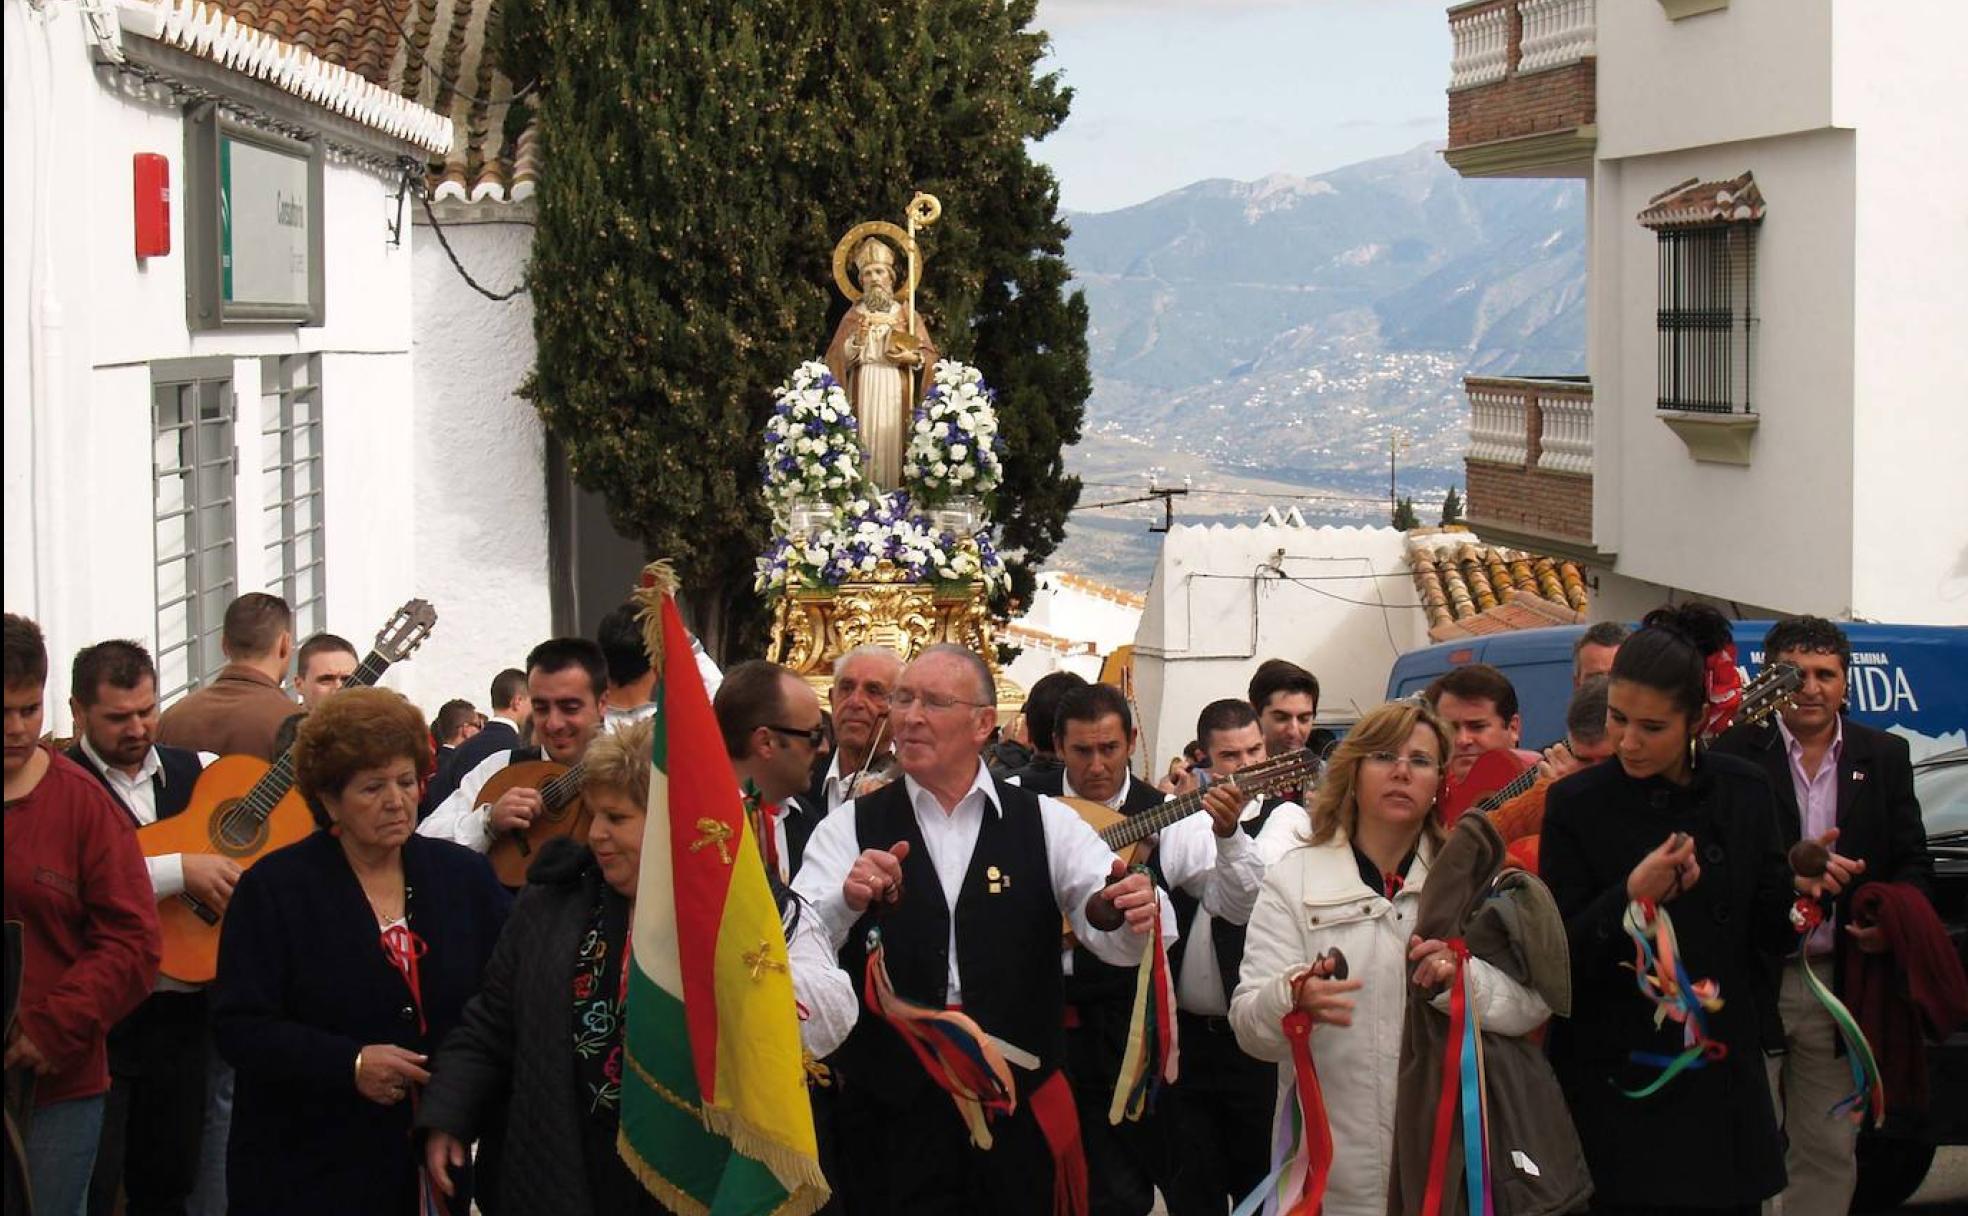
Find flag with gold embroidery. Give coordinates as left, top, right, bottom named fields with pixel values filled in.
left=618, top=563, right=827, bottom=1216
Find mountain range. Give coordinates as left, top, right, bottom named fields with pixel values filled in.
left=1052, top=142, right=1586, bottom=586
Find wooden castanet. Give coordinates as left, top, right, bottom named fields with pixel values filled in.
left=140, top=754, right=318, bottom=984
left=482, top=759, right=591, bottom=888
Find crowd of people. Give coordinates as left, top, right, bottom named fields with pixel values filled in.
left=4, top=589, right=1961, bottom=1216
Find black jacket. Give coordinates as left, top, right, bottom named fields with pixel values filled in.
left=212, top=831, right=511, bottom=1215
left=417, top=839, right=664, bottom=1216
left=1539, top=753, right=1793, bottom=1207
left=422, top=719, right=521, bottom=818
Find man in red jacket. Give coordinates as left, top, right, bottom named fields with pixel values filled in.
left=3, top=613, right=161, bottom=1216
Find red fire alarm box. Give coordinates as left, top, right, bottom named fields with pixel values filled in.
left=134, top=153, right=171, bottom=259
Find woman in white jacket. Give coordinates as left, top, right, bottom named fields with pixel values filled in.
left=1229, top=699, right=1552, bottom=1216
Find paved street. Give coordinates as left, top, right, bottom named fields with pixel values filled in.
left=1908, top=1146, right=1968, bottom=1211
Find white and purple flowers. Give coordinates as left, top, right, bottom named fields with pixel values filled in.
left=753, top=490, right=1008, bottom=597
left=905, top=361, right=1004, bottom=505
left=761, top=361, right=869, bottom=511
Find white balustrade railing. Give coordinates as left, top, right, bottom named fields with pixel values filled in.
left=1448, top=4, right=1511, bottom=90
left=1517, top=0, right=1596, bottom=73
left=1536, top=392, right=1595, bottom=474
left=1466, top=387, right=1529, bottom=466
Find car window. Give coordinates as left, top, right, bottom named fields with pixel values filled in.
left=1915, top=750, right=1968, bottom=840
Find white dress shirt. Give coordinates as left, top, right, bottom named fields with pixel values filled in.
left=793, top=759, right=1173, bottom=1006
left=1176, top=797, right=1291, bottom=1016
left=786, top=904, right=858, bottom=1058
left=418, top=749, right=519, bottom=852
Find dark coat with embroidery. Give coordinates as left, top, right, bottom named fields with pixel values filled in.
left=416, top=839, right=666, bottom=1216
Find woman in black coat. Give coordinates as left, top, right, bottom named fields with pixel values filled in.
left=1541, top=604, right=1806, bottom=1215
left=212, top=689, right=510, bottom=1215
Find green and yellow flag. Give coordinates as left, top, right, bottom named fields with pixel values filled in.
left=618, top=563, right=828, bottom=1216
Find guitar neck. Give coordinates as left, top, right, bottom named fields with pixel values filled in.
left=236, top=647, right=396, bottom=830
left=1102, top=752, right=1310, bottom=850
left=540, top=761, right=586, bottom=812
left=1476, top=763, right=1542, bottom=814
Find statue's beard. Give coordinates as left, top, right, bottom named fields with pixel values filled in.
left=862, top=283, right=896, bottom=313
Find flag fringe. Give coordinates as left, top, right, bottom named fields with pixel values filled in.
left=614, top=1130, right=713, bottom=1216
left=700, top=1103, right=834, bottom=1209
left=632, top=559, right=681, bottom=679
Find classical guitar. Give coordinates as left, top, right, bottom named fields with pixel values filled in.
left=141, top=600, right=437, bottom=983
left=1064, top=747, right=1324, bottom=867
left=482, top=760, right=591, bottom=888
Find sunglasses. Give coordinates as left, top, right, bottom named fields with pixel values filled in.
left=766, top=723, right=828, bottom=747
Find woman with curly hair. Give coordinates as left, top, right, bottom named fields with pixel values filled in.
left=212, top=688, right=510, bottom=1215
left=1230, top=699, right=1553, bottom=1215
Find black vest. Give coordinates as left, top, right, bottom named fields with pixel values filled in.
left=834, top=775, right=1063, bottom=1102
left=1164, top=795, right=1289, bottom=1010
left=66, top=743, right=206, bottom=826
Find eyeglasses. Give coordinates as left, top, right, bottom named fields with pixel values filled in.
left=1363, top=751, right=1440, bottom=773
left=766, top=723, right=828, bottom=747
left=890, top=689, right=990, bottom=713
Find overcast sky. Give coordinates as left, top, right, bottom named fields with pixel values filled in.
left=1031, top=0, right=1451, bottom=213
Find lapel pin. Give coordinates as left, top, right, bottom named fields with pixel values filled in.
left=1851, top=771, right=1865, bottom=782
left=986, top=864, right=1009, bottom=894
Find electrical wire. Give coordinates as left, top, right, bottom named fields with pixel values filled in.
left=417, top=186, right=527, bottom=301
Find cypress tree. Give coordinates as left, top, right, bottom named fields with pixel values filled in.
left=508, top=0, right=1089, bottom=649
left=1440, top=485, right=1464, bottom=526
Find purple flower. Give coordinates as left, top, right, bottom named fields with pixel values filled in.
left=804, top=419, right=824, bottom=437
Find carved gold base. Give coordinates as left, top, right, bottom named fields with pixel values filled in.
left=766, top=561, right=1023, bottom=713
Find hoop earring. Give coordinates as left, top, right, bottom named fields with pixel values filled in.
left=1687, top=735, right=1699, bottom=770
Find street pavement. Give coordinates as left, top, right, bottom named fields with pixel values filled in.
left=1907, top=1145, right=1968, bottom=1211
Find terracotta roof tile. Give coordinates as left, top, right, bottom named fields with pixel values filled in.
left=1638, top=171, right=1764, bottom=230
left=207, top=0, right=535, bottom=205
left=1047, top=572, right=1148, bottom=611
left=1403, top=526, right=1589, bottom=641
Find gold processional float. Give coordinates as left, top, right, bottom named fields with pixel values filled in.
left=756, top=193, right=1022, bottom=711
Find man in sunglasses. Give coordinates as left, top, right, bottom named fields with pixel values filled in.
left=714, top=660, right=832, bottom=883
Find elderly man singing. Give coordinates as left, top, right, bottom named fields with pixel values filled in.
left=793, top=644, right=1165, bottom=1215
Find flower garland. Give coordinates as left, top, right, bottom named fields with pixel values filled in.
left=754, top=491, right=1007, bottom=597
left=905, top=360, right=1004, bottom=506
left=760, top=361, right=871, bottom=511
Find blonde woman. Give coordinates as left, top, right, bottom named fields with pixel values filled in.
left=1229, top=700, right=1551, bottom=1216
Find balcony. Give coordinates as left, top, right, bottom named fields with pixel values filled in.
left=1463, top=376, right=1606, bottom=560
left=1445, top=0, right=1596, bottom=179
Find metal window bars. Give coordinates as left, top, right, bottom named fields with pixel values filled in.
left=152, top=376, right=238, bottom=702
left=261, top=355, right=326, bottom=640
left=1656, top=224, right=1757, bottom=414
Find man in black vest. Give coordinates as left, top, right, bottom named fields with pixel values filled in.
left=716, top=660, right=832, bottom=882
left=1161, top=698, right=1303, bottom=1216
left=419, top=640, right=607, bottom=857
left=422, top=667, right=529, bottom=817
left=1710, top=617, right=1932, bottom=1216
left=64, top=640, right=224, bottom=1216
left=792, top=644, right=1164, bottom=1214
left=1033, top=682, right=1260, bottom=1216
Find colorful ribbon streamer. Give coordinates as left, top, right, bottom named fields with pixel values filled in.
left=1619, top=899, right=1726, bottom=1098
left=1230, top=967, right=1335, bottom=1216
left=1788, top=899, right=1886, bottom=1126
left=1421, top=941, right=1493, bottom=1216
left=861, top=927, right=1017, bottom=1148
left=1109, top=865, right=1178, bottom=1126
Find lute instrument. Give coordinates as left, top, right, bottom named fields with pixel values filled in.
left=141, top=599, right=437, bottom=983
left=483, top=759, right=591, bottom=888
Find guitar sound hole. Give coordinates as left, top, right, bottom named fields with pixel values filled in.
left=212, top=800, right=269, bottom=857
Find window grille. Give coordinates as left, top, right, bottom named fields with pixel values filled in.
left=152, top=368, right=237, bottom=702
left=261, top=354, right=327, bottom=640
left=1656, top=224, right=1757, bottom=414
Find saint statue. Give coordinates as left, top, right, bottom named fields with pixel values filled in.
left=825, top=236, right=937, bottom=490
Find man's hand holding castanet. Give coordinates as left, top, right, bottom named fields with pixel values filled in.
left=487, top=786, right=542, bottom=835
left=1086, top=859, right=1158, bottom=934
left=843, top=840, right=910, bottom=913
left=1199, top=779, right=1244, bottom=838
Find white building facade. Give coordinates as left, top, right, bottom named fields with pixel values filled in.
left=1445, top=0, right=1968, bottom=626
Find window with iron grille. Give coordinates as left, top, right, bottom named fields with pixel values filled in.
left=1656, top=224, right=1757, bottom=414
left=152, top=364, right=238, bottom=702
left=261, top=354, right=326, bottom=640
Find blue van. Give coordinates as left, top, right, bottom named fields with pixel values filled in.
left=1384, top=622, right=1967, bottom=760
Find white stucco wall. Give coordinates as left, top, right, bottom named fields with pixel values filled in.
left=1595, top=0, right=1835, bottom=162
left=3, top=7, right=437, bottom=727
left=1833, top=0, right=1968, bottom=624
left=1131, top=524, right=1430, bottom=764
left=408, top=217, right=553, bottom=709
left=1594, top=129, right=1858, bottom=615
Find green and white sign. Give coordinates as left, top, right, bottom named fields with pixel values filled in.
left=220, top=134, right=312, bottom=307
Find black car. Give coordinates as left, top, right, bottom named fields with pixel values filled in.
left=1852, top=746, right=1968, bottom=1212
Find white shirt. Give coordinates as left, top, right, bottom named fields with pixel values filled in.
left=1176, top=798, right=1292, bottom=1016
left=793, top=760, right=1173, bottom=1007
left=786, top=903, right=858, bottom=1058
left=418, top=749, right=520, bottom=852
